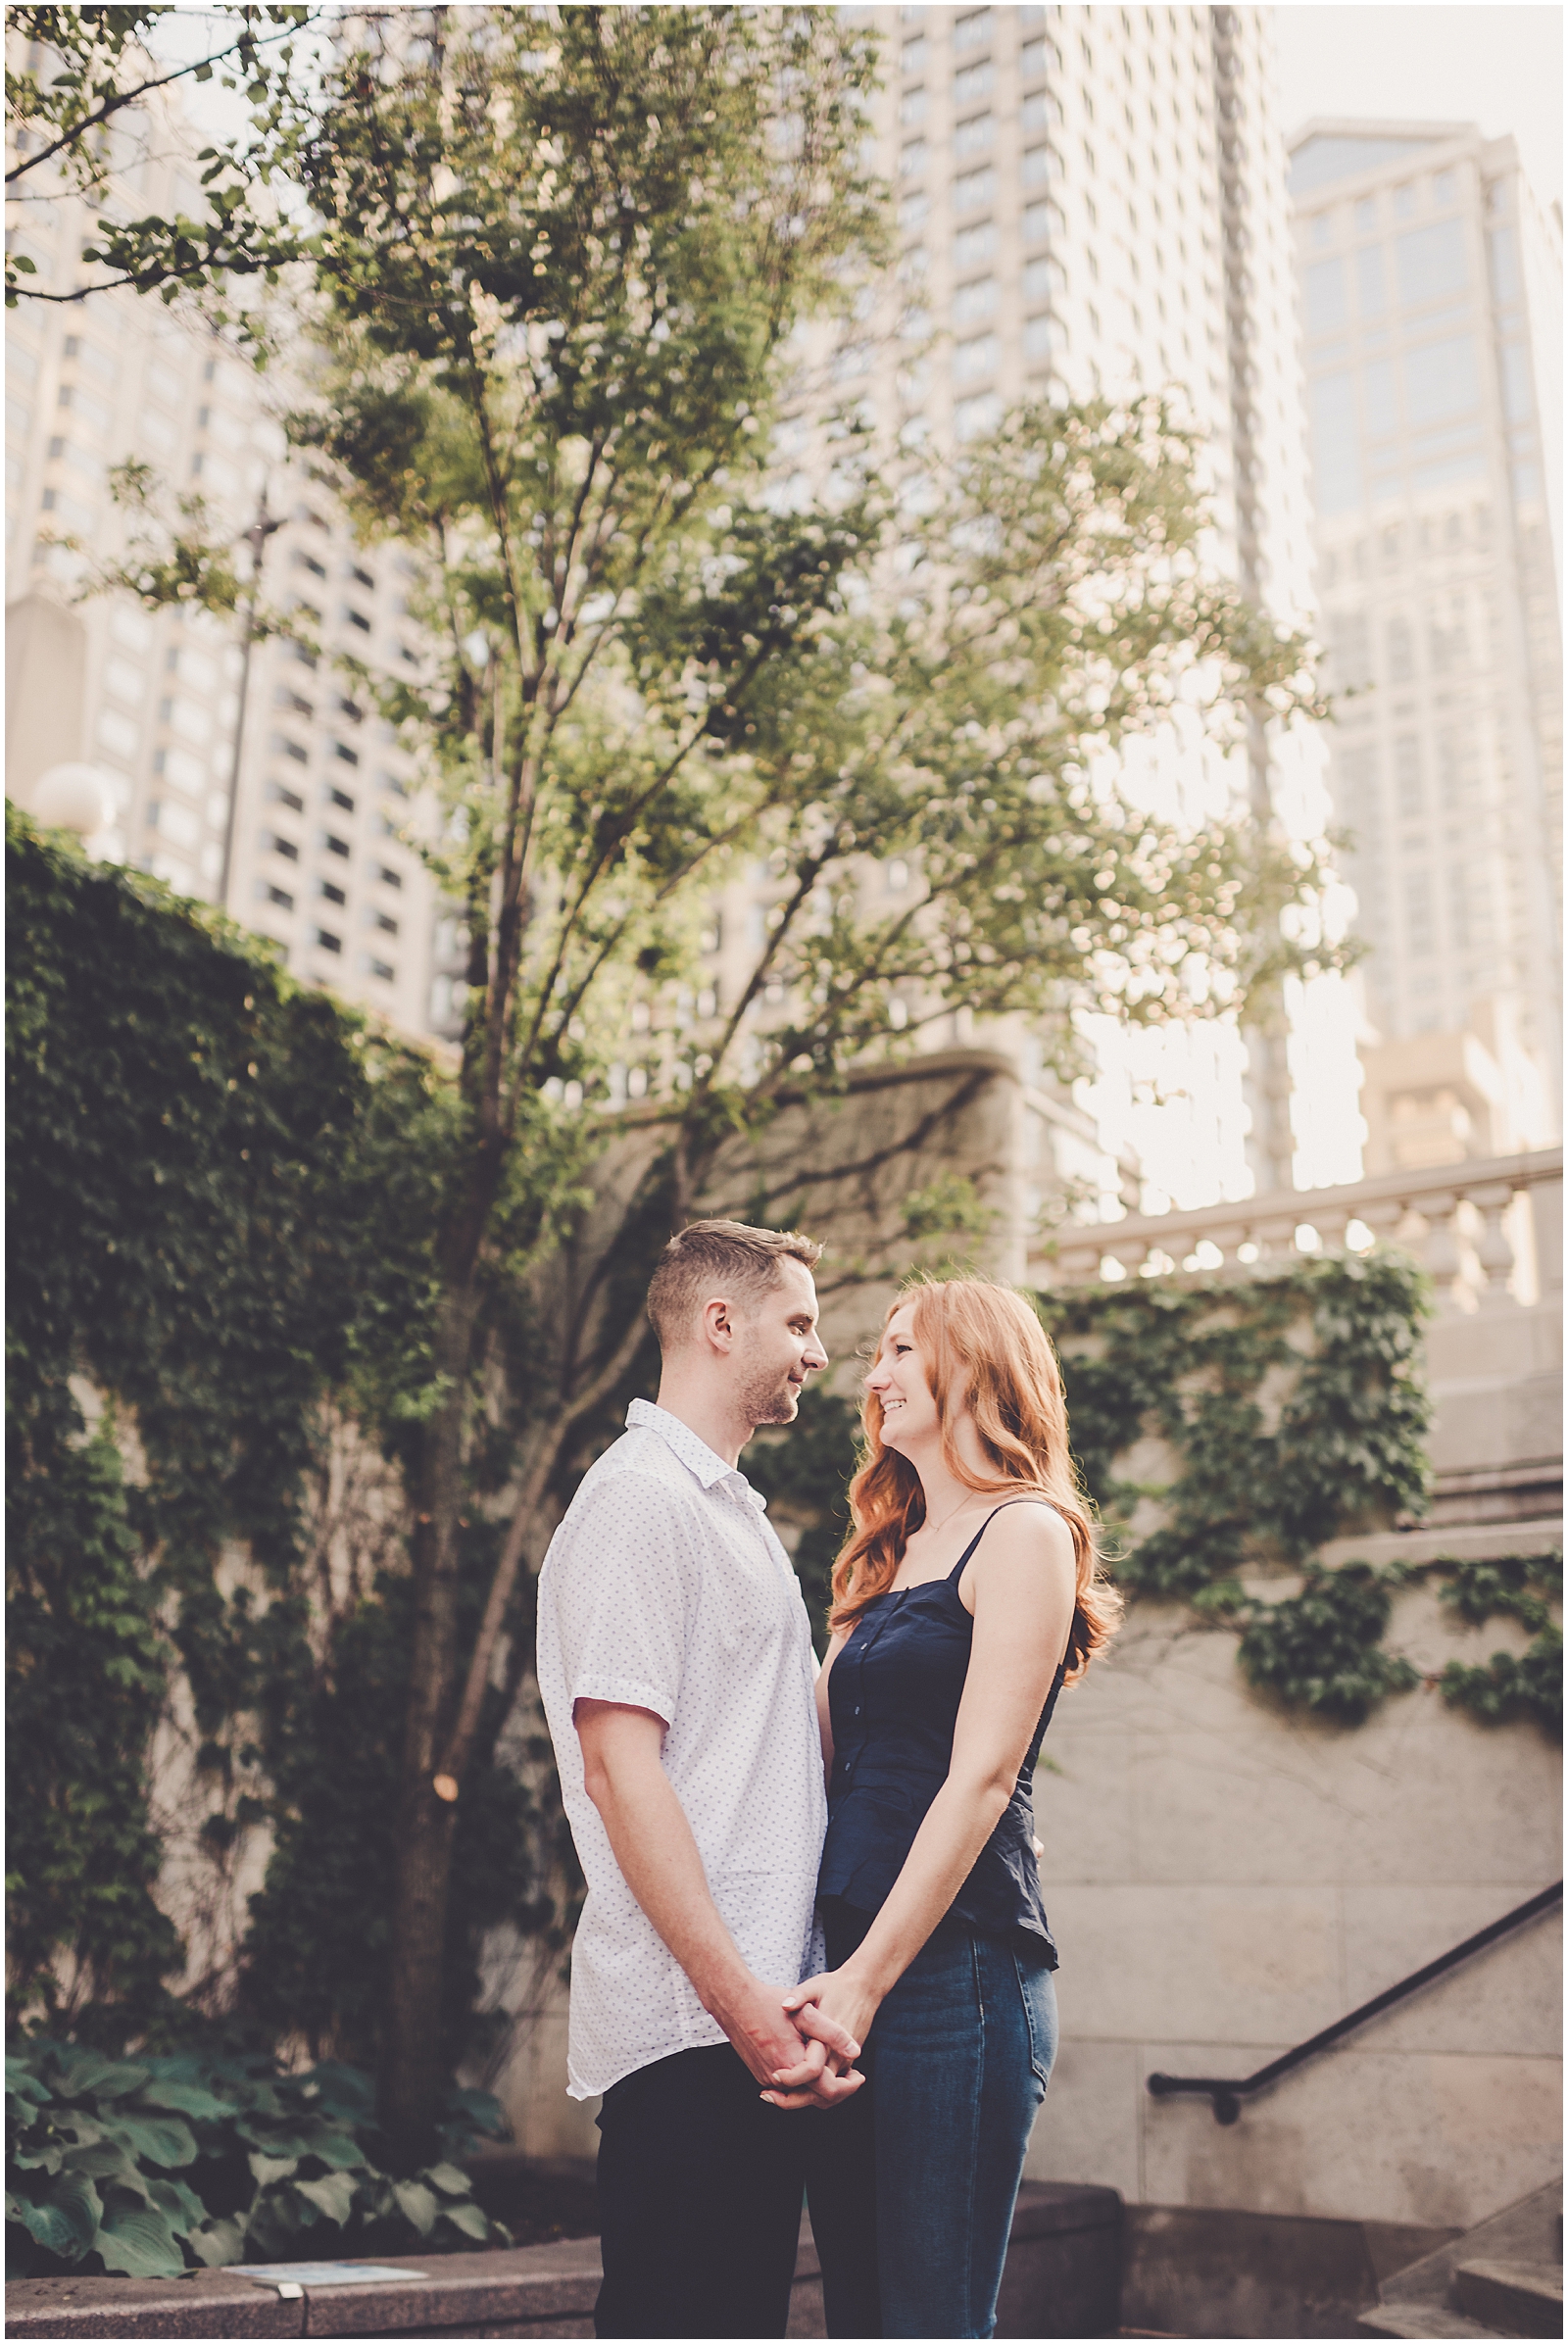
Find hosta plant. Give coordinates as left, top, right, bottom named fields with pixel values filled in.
left=5, top=2042, right=508, bottom=2278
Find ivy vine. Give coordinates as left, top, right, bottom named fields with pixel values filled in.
left=6, top=810, right=558, bottom=2056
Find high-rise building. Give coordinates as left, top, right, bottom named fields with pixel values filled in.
left=740, top=1, right=1365, bottom=1219
left=6, top=82, right=459, bottom=1044
left=1289, top=118, right=1562, bottom=1168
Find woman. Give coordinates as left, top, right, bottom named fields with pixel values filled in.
left=775, top=1278, right=1121, bottom=2340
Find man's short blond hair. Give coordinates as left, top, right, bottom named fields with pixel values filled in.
left=646, top=1219, right=822, bottom=1352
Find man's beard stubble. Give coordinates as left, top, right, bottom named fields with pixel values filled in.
left=737, top=1360, right=800, bottom=1428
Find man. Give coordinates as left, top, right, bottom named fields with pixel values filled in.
left=536, top=1219, right=869, bottom=2341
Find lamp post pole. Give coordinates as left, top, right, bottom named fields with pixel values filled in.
left=217, top=483, right=284, bottom=918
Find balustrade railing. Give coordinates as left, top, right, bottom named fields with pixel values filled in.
left=1037, top=1146, right=1564, bottom=1312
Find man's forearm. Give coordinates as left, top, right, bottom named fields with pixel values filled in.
left=587, top=1740, right=750, bottom=2010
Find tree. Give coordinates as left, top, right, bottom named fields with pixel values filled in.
left=6, top=3, right=318, bottom=311
left=276, top=7, right=1343, bottom=2159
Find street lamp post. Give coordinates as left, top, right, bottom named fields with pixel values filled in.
left=216, top=484, right=285, bottom=918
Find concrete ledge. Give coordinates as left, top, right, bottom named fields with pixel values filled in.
left=1124, top=2206, right=1463, bottom=2341
left=1317, top=1516, right=1562, bottom=1570
left=5, top=2182, right=1122, bottom=2341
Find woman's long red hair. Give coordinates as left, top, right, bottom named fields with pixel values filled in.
left=829, top=1278, right=1121, bottom=1683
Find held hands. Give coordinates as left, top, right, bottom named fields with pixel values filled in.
left=764, top=1967, right=884, bottom=2111
left=705, top=1967, right=864, bottom=2111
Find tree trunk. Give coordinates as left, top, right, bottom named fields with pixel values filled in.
left=379, top=1277, right=480, bottom=2167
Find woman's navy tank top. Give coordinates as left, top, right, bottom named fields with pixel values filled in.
left=817, top=1498, right=1068, bottom=1962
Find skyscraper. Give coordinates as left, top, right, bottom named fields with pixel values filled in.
left=6, top=73, right=458, bottom=1045
left=743, top=1, right=1365, bottom=1217
left=1290, top=118, right=1562, bottom=1168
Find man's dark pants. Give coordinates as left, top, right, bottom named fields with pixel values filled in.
left=594, top=2042, right=880, bottom=2339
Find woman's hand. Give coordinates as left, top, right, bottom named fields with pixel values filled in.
left=763, top=1968, right=884, bottom=2109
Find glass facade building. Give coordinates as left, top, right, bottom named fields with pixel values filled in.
left=1291, top=120, right=1562, bottom=1164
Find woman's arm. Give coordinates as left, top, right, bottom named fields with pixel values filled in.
left=815, top=1629, right=848, bottom=1790
left=770, top=1505, right=1074, bottom=2101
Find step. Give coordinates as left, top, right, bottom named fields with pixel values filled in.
left=1454, top=2257, right=1564, bottom=2340
left=1357, top=2308, right=1499, bottom=2339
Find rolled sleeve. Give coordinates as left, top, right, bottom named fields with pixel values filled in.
left=553, top=1477, right=698, bottom=1730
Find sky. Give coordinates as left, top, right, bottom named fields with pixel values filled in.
left=1272, top=3, right=1564, bottom=211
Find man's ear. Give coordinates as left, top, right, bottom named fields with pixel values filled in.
left=701, top=1295, right=736, bottom=1354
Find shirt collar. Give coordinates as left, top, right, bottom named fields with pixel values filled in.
left=626, top=1397, right=768, bottom=1512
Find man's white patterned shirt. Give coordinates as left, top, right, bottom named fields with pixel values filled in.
left=536, top=1398, right=827, bottom=2099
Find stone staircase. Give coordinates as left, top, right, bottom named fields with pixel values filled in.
left=1358, top=2182, right=1562, bottom=2338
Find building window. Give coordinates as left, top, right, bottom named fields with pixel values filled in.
left=1301, top=256, right=1348, bottom=337
left=270, top=783, right=305, bottom=813
left=1394, top=735, right=1423, bottom=818
left=320, top=879, right=347, bottom=905
left=344, top=606, right=371, bottom=633
left=954, top=219, right=997, bottom=269
left=377, top=863, right=403, bottom=889
left=954, top=114, right=995, bottom=159
left=270, top=834, right=300, bottom=861
left=954, top=333, right=998, bottom=383
left=953, top=8, right=991, bottom=52
left=325, top=833, right=351, bottom=858
left=317, top=928, right=343, bottom=953
left=1403, top=333, right=1479, bottom=425
left=953, top=166, right=997, bottom=213
left=265, top=884, right=294, bottom=910
left=1396, top=218, right=1466, bottom=307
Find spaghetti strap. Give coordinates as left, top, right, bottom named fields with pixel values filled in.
left=945, top=1495, right=1058, bottom=1581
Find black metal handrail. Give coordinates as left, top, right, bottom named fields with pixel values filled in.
left=1147, top=1880, right=1563, bottom=2124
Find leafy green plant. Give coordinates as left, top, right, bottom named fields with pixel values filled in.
left=1435, top=1553, right=1562, bottom=1737
left=1039, top=1251, right=1435, bottom=1598
left=5, top=2041, right=507, bottom=2279
left=1236, top=1563, right=1422, bottom=1724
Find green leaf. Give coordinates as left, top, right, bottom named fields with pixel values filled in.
left=304, top=2129, right=369, bottom=2172
left=440, top=2196, right=491, bottom=2240
left=11, top=2170, right=102, bottom=2262
left=97, top=2196, right=185, bottom=2278
left=98, top=2112, right=198, bottom=2170
left=47, top=2051, right=149, bottom=2101
left=421, top=2160, right=472, bottom=2196
left=393, top=2178, right=438, bottom=2236
left=294, top=2169, right=358, bottom=2225
left=137, top=2079, right=235, bottom=2121
left=62, top=2140, right=149, bottom=2195
left=248, top=2152, right=299, bottom=2186
left=187, top=2215, right=246, bottom=2268
left=6, top=2059, right=52, bottom=2106
left=147, top=2174, right=210, bottom=2234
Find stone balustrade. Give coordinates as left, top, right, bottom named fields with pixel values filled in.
left=1037, top=1145, right=1564, bottom=1312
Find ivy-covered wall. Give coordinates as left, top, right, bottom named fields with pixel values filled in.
left=6, top=811, right=558, bottom=2057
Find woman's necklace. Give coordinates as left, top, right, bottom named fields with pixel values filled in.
left=919, top=1489, right=984, bottom=1544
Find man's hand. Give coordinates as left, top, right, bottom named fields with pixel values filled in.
left=704, top=1969, right=863, bottom=2108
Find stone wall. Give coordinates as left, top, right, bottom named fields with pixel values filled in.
left=1024, top=1568, right=1562, bottom=2231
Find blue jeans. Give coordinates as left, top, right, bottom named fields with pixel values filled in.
left=810, top=1910, right=1058, bottom=2339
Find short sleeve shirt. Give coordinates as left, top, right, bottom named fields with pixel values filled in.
left=535, top=1399, right=828, bottom=2100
